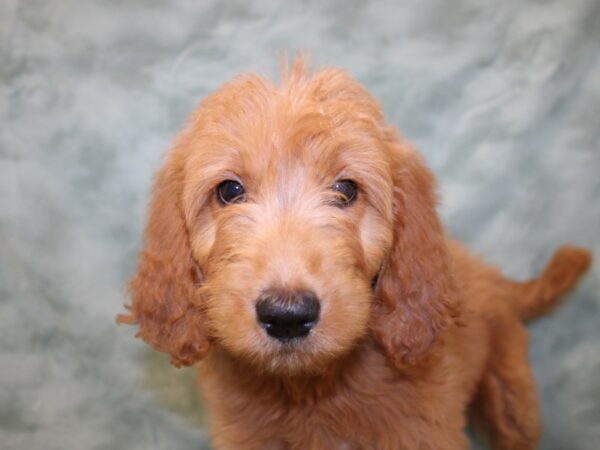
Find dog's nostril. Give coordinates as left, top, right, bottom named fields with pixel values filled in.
left=255, top=290, right=320, bottom=342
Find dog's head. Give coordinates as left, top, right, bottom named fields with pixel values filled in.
left=118, top=59, right=460, bottom=374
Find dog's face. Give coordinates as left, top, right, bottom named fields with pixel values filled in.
left=119, top=60, right=459, bottom=375
left=182, top=70, right=395, bottom=373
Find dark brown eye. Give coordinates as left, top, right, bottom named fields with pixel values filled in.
left=331, top=179, right=358, bottom=207
left=216, top=180, right=245, bottom=205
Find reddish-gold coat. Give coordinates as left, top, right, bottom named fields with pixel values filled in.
left=118, top=58, right=591, bottom=450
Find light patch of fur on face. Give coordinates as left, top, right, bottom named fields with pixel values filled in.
left=178, top=64, right=395, bottom=374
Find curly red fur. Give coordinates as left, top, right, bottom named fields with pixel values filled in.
left=117, top=138, right=210, bottom=367
left=118, top=58, right=592, bottom=449
left=372, top=137, right=462, bottom=369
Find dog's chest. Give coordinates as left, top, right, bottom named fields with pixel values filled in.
left=199, top=347, right=471, bottom=450
left=201, top=365, right=465, bottom=449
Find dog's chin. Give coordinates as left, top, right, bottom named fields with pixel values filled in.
left=265, top=345, right=337, bottom=376
left=228, top=336, right=351, bottom=377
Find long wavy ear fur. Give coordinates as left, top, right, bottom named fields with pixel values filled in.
left=372, top=134, right=461, bottom=369
left=117, top=143, right=210, bottom=367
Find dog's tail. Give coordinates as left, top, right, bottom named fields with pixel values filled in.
left=511, top=246, right=592, bottom=321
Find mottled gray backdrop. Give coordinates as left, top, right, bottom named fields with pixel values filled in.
left=1, top=1, right=599, bottom=449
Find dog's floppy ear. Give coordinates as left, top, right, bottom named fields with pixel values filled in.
left=117, top=143, right=210, bottom=367
left=372, top=134, right=461, bottom=369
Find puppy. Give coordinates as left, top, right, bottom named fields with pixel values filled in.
left=118, top=58, right=591, bottom=450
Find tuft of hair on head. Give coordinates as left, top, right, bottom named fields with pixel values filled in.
left=279, top=50, right=313, bottom=88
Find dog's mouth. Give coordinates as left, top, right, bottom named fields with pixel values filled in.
left=259, top=337, right=332, bottom=375
left=272, top=337, right=314, bottom=351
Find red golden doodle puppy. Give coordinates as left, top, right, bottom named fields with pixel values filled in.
left=118, top=58, right=591, bottom=450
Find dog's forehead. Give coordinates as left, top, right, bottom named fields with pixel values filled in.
left=192, top=72, right=388, bottom=182
left=182, top=70, right=395, bottom=231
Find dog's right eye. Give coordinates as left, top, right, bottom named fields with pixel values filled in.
left=331, top=179, right=358, bottom=208
left=216, top=180, right=245, bottom=205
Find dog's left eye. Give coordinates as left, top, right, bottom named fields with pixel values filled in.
left=216, top=180, right=246, bottom=205
left=331, top=179, right=358, bottom=207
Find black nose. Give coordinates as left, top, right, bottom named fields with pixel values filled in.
left=255, top=289, right=320, bottom=342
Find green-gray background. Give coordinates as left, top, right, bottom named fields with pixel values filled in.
left=1, top=1, right=599, bottom=449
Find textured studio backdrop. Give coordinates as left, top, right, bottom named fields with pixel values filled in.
left=1, top=1, right=599, bottom=449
